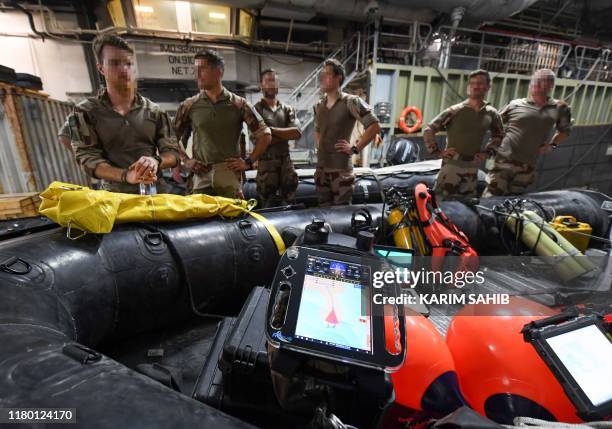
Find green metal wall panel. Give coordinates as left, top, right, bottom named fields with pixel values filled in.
left=427, top=76, right=444, bottom=122
left=373, top=64, right=612, bottom=136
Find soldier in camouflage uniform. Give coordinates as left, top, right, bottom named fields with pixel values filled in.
left=423, top=69, right=504, bottom=200
left=58, top=119, right=104, bottom=189
left=62, top=35, right=179, bottom=194
left=483, top=69, right=572, bottom=197
left=253, top=69, right=301, bottom=207
left=173, top=50, right=271, bottom=199
left=314, top=59, right=381, bottom=206
left=57, top=120, right=73, bottom=152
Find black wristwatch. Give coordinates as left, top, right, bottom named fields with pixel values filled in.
left=550, top=143, right=558, bottom=150
left=153, top=155, right=162, bottom=166
left=351, top=145, right=360, bottom=155
left=244, top=157, right=254, bottom=169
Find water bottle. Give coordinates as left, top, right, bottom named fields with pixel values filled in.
left=139, top=183, right=157, bottom=195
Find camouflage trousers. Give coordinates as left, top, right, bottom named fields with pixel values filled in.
left=256, top=156, right=299, bottom=208
left=314, top=168, right=355, bottom=207
left=482, top=157, right=536, bottom=197
left=189, top=162, right=244, bottom=199
left=433, top=160, right=478, bottom=200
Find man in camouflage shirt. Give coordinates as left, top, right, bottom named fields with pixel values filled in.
left=483, top=69, right=572, bottom=197
left=253, top=68, right=302, bottom=207
left=174, top=50, right=271, bottom=199
left=57, top=120, right=73, bottom=152
left=423, top=69, right=504, bottom=200
left=313, top=59, right=381, bottom=206
left=63, top=35, right=179, bottom=193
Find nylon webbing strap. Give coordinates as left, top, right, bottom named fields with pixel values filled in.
left=248, top=211, right=286, bottom=255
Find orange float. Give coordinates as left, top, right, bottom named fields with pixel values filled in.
left=446, top=296, right=581, bottom=424
left=398, top=106, right=423, bottom=134
left=385, top=310, right=464, bottom=419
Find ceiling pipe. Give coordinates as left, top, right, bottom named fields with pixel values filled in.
left=383, top=0, right=539, bottom=25
left=439, top=5, right=465, bottom=69
left=220, top=0, right=437, bottom=22
left=221, top=0, right=538, bottom=25
left=259, top=18, right=327, bottom=32
left=6, top=1, right=46, bottom=40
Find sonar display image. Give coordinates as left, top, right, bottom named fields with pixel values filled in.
left=295, top=272, right=372, bottom=354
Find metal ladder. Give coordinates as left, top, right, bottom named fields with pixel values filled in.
left=286, top=32, right=364, bottom=158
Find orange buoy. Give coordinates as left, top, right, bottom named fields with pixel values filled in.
left=446, top=297, right=581, bottom=424
left=386, top=310, right=464, bottom=417
left=398, top=106, right=423, bottom=134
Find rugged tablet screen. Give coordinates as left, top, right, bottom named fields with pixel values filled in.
left=266, top=246, right=405, bottom=371
left=524, top=313, right=612, bottom=420
left=294, top=256, right=373, bottom=354
left=545, top=324, right=612, bottom=407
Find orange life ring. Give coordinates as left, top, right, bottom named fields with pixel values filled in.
left=398, top=106, right=423, bottom=134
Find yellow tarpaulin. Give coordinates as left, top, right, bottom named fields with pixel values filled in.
left=39, top=181, right=285, bottom=254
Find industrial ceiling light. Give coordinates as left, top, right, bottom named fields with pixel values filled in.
left=175, top=1, right=191, bottom=32
left=175, top=1, right=190, bottom=15
left=209, top=12, right=227, bottom=20
left=134, top=5, right=154, bottom=14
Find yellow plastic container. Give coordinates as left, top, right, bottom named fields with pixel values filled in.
left=549, top=216, right=592, bottom=253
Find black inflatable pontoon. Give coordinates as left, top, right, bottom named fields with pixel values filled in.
left=0, top=190, right=610, bottom=428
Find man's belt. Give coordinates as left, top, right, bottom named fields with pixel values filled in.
left=259, top=153, right=291, bottom=161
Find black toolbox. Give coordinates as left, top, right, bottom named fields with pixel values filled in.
left=193, top=287, right=299, bottom=427
left=192, top=316, right=235, bottom=408
left=220, top=285, right=272, bottom=394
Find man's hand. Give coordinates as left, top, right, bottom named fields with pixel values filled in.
left=183, top=158, right=209, bottom=174
left=335, top=139, right=353, bottom=155
left=226, top=157, right=248, bottom=172
left=473, top=151, right=488, bottom=164
left=125, top=167, right=156, bottom=185
left=440, top=147, right=458, bottom=159
left=58, top=136, right=72, bottom=151
left=539, top=143, right=554, bottom=154
left=130, top=156, right=159, bottom=176
left=127, top=156, right=159, bottom=184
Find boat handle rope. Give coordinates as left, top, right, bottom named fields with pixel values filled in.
left=144, top=231, right=163, bottom=246
left=0, top=256, right=32, bottom=275
left=66, top=222, right=87, bottom=241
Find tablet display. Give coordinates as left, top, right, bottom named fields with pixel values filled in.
left=266, top=246, right=406, bottom=370
left=545, top=324, right=612, bottom=407
left=294, top=256, right=372, bottom=354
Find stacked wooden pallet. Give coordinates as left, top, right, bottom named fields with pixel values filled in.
left=0, top=193, right=41, bottom=219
